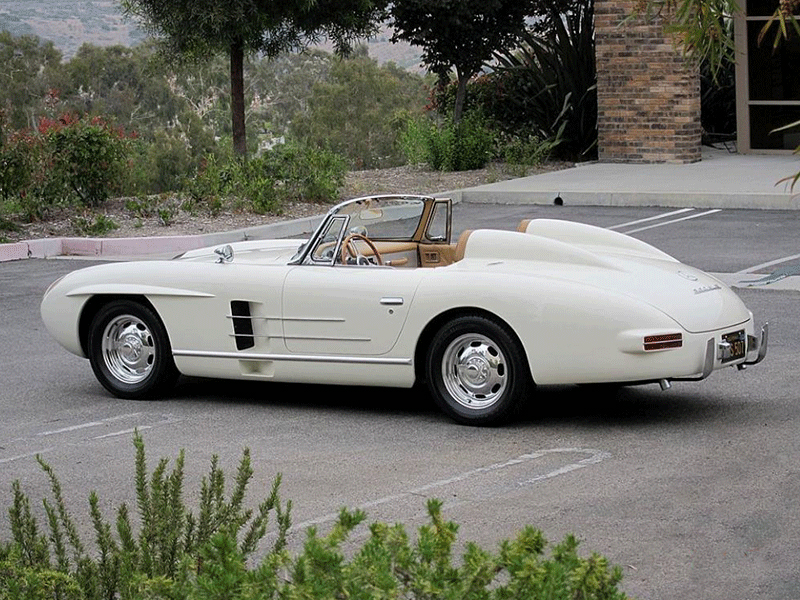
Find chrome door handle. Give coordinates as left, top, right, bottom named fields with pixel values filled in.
left=380, top=297, right=404, bottom=306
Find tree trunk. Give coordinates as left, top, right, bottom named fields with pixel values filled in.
left=453, top=68, right=468, bottom=124
left=230, top=39, right=247, bottom=158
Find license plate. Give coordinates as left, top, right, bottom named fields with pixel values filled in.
left=721, top=330, right=746, bottom=363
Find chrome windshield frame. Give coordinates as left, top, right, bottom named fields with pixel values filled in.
left=288, top=194, right=435, bottom=266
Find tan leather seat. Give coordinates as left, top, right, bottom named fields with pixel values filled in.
left=453, top=230, right=473, bottom=262
left=517, top=219, right=531, bottom=233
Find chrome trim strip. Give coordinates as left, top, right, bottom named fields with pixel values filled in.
left=282, top=335, right=371, bottom=342
left=227, top=333, right=370, bottom=342
left=227, top=315, right=348, bottom=323
left=173, top=349, right=412, bottom=365
left=226, top=315, right=272, bottom=321
left=281, top=316, right=346, bottom=323
left=228, top=333, right=269, bottom=338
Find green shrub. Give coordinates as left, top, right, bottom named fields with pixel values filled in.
left=0, top=131, right=37, bottom=205
left=3, top=432, right=290, bottom=599
left=0, top=217, right=21, bottom=233
left=125, top=195, right=159, bottom=218
left=397, top=112, right=431, bottom=166
left=71, top=213, right=119, bottom=236
left=47, top=115, right=130, bottom=208
left=502, top=131, right=561, bottom=166
left=258, top=143, right=347, bottom=204
left=400, top=112, right=495, bottom=171
left=189, top=143, right=346, bottom=214
left=127, top=130, right=193, bottom=195
left=2, top=433, right=631, bottom=600
left=0, top=113, right=132, bottom=219
left=0, top=128, right=67, bottom=220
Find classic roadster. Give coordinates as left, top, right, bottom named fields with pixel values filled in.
left=41, top=194, right=768, bottom=425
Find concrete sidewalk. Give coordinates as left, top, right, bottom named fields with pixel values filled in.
left=450, top=147, right=800, bottom=209
left=1, top=147, right=798, bottom=262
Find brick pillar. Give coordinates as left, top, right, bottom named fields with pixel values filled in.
left=595, top=0, right=701, bottom=163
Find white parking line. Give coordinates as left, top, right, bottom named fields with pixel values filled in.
left=93, top=426, right=151, bottom=440
left=623, top=209, right=722, bottom=234
left=37, top=421, right=105, bottom=436
left=36, top=413, right=144, bottom=437
left=608, top=208, right=695, bottom=230
left=1, top=414, right=181, bottom=464
left=735, top=252, right=800, bottom=274
left=292, top=448, right=610, bottom=531
left=0, top=448, right=52, bottom=464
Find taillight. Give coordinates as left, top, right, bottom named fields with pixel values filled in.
left=644, top=333, right=682, bottom=351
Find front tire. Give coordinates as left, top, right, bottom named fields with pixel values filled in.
left=88, top=299, right=178, bottom=399
left=426, top=315, right=529, bottom=425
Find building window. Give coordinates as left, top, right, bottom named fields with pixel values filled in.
left=735, top=1, right=800, bottom=152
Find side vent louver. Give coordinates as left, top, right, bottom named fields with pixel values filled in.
left=230, top=301, right=255, bottom=350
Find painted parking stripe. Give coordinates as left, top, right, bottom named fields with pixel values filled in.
left=735, top=252, right=800, bottom=274
left=623, top=209, right=722, bottom=234
left=37, top=421, right=105, bottom=436
left=0, top=449, right=53, bottom=465
left=36, top=413, right=143, bottom=437
left=93, top=426, right=152, bottom=440
left=292, top=448, right=610, bottom=531
left=1, top=414, right=182, bottom=464
left=608, top=208, right=695, bottom=230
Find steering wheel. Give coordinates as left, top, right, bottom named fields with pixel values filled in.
left=340, top=233, right=383, bottom=265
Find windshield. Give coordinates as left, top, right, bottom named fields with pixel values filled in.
left=335, top=196, right=425, bottom=240
left=291, top=195, right=432, bottom=266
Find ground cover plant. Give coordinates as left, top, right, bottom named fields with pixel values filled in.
left=1, top=432, right=631, bottom=600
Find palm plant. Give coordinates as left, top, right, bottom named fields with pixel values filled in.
left=492, top=0, right=596, bottom=160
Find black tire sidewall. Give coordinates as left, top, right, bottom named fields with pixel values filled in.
left=426, top=315, right=528, bottom=425
left=88, top=299, right=177, bottom=399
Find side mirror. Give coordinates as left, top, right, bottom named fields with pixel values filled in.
left=214, top=244, right=234, bottom=264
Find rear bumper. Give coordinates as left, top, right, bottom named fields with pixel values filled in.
left=673, top=322, right=768, bottom=382
left=743, top=322, right=769, bottom=366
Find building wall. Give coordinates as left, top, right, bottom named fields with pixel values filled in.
left=595, top=0, right=701, bottom=163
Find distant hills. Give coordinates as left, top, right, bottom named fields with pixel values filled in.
left=0, top=0, right=422, bottom=69
left=0, top=1, right=145, bottom=57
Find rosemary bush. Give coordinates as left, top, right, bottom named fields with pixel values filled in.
left=2, top=434, right=630, bottom=600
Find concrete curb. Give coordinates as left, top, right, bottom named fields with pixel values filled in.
left=0, top=213, right=324, bottom=263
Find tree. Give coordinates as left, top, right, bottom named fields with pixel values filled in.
left=120, top=0, right=388, bottom=157
left=59, top=42, right=182, bottom=133
left=0, top=32, right=62, bottom=130
left=291, top=51, right=429, bottom=168
left=389, top=0, right=533, bottom=123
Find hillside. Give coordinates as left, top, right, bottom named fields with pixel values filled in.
left=0, top=0, right=422, bottom=68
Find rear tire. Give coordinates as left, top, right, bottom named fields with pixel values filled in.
left=426, top=315, right=529, bottom=425
left=88, top=299, right=178, bottom=399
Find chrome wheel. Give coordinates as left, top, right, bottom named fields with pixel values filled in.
left=89, top=300, right=178, bottom=399
left=101, top=315, right=156, bottom=384
left=441, top=333, right=507, bottom=409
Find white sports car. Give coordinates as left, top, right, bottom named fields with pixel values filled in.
left=41, top=195, right=767, bottom=425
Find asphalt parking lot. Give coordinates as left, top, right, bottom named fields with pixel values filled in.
left=1, top=203, right=798, bottom=600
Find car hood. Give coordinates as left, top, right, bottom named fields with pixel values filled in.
left=177, top=238, right=306, bottom=264
left=461, top=227, right=750, bottom=333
